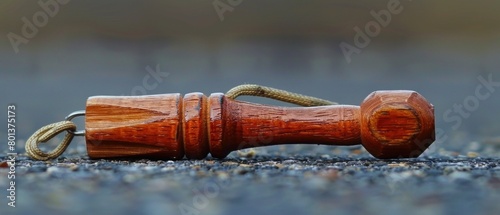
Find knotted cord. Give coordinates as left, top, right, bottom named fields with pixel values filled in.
left=25, top=121, right=76, bottom=160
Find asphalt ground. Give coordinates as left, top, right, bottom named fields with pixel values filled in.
left=1, top=143, right=499, bottom=215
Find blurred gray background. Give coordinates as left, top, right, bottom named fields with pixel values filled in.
left=1, top=1, right=500, bottom=215
left=1, top=0, right=499, bottom=154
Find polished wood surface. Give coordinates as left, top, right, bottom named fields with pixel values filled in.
left=182, top=93, right=209, bottom=159
left=85, top=90, right=435, bottom=159
left=360, top=91, right=435, bottom=158
left=85, top=94, right=184, bottom=159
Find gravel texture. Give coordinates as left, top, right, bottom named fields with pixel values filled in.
left=1, top=144, right=499, bottom=215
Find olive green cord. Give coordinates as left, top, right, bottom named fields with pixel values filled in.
left=226, top=84, right=337, bottom=106
left=25, top=84, right=336, bottom=160
left=25, top=121, right=76, bottom=161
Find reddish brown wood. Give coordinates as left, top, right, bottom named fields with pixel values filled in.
left=360, top=91, right=435, bottom=158
left=182, top=93, right=209, bottom=159
left=85, top=90, right=435, bottom=160
left=218, top=99, right=361, bottom=157
left=207, top=93, right=227, bottom=158
left=85, top=94, right=184, bottom=159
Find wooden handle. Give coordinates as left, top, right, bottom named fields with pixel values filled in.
left=85, top=90, right=435, bottom=159
left=206, top=93, right=361, bottom=159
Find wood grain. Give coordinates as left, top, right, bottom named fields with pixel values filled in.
left=182, top=93, right=209, bottom=159
left=85, top=94, right=184, bottom=159
left=84, top=91, right=435, bottom=159
left=360, top=91, right=435, bottom=158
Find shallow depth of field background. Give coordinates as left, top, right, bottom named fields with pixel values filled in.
left=1, top=1, right=500, bottom=215
left=1, top=0, right=499, bottom=154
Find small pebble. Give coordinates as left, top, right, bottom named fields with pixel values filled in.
left=57, top=163, right=79, bottom=171
left=388, top=163, right=408, bottom=168
left=239, top=164, right=252, bottom=168
left=320, top=154, right=331, bottom=159
left=467, top=152, right=479, bottom=158
left=237, top=149, right=257, bottom=158
left=222, top=161, right=239, bottom=166
left=234, top=167, right=249, bottom=175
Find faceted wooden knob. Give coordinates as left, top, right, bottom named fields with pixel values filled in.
left=84, top=90, right=435, bottom=160
left=360, top=91, right=435, bottom=158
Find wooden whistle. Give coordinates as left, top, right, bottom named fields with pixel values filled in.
left=84, top=90, right=435, bottom=160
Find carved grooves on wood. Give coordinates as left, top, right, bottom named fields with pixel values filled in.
left=86, top=93, right=363, bottom=160
left=182, top=93, right=209, bottom=159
